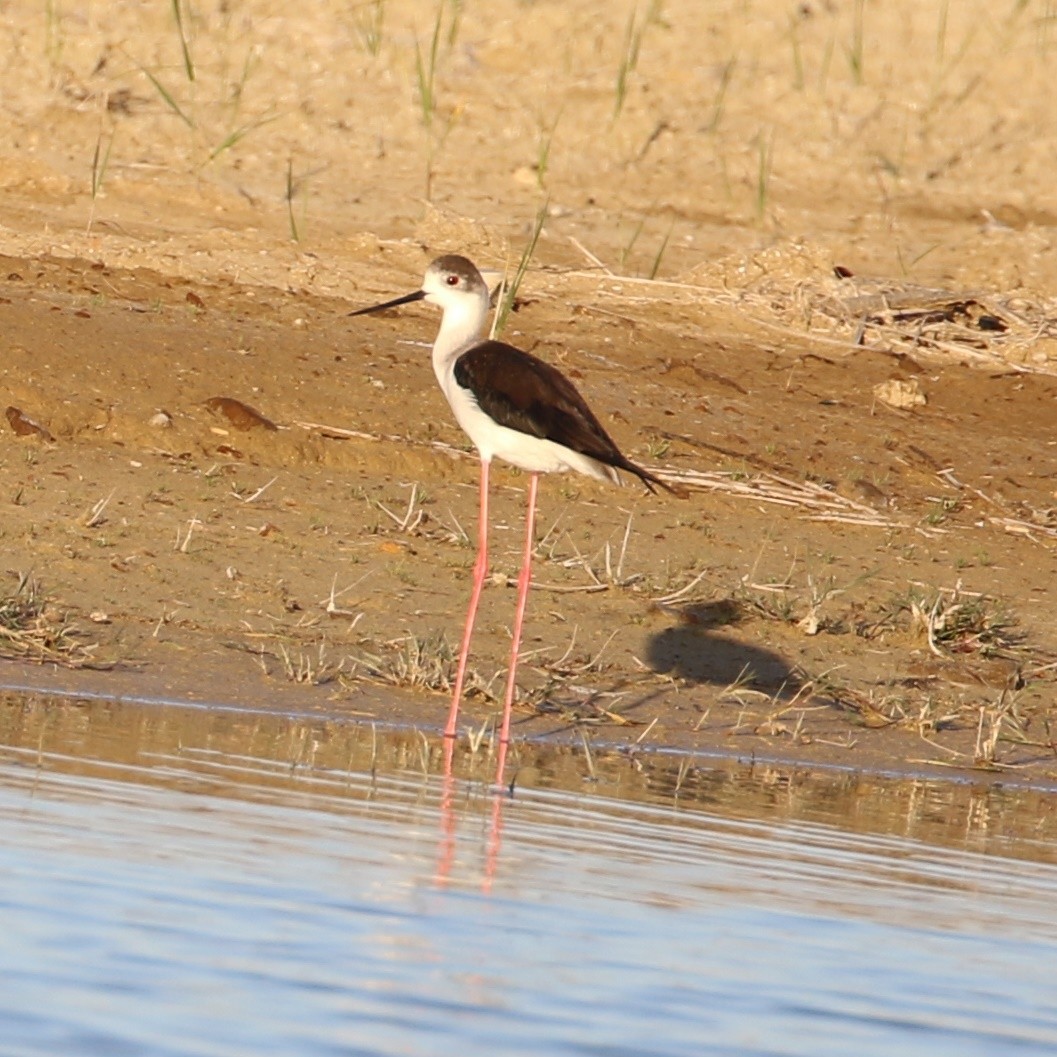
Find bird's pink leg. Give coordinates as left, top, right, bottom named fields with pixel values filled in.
left=444, top=459, right=491, bottom=739
left=495, top=472, right=539, bottom=787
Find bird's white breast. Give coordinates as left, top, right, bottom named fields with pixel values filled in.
left=439, top=370, right=618, bottom=483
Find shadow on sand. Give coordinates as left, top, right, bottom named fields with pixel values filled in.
left=644, top=599, right=798, bottom=698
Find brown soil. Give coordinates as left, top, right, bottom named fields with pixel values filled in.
left=2, top=1, right=1056, bottom=782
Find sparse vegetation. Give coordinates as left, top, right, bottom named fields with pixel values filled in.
left=612, top=1, right=665, bottom=119
left=354, top=0, right=386, bottom=56
left=86, top=129, right=114, bottom=235
left=413, top=0, right=457, bottom=200
left=754, top=128, right=775, bottom=224
left=907, top=586, right=1021, bottom=659
left=275, top=640, right=349, bottom=685
left=356, top=633, right=490, bottom=698
left=0, top=576, right=99, bottom=667
left=534, top=115, right=560, bottom=189
left=847, top=0, right=866, bottom=84
left=493, top=200, right=548, bottom=336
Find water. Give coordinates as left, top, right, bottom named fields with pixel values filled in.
left=2, top=692, right=1057, bottom=1056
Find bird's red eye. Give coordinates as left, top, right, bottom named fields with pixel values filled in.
left=446, top=274, right=459, bottom=286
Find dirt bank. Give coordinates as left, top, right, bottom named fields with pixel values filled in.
left=2, top=1, right=1055, bottom=780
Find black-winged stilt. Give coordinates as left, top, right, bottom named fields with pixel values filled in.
left=351, top=255, right=681, bottom=783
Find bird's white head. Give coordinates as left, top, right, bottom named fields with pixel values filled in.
left=421, top=255, right=490, bottom=310
left=350, top=254, right=489, bottom=318
left=418, top=255, right=492, bottom=363
left=349, top=253, right=492, bottom=363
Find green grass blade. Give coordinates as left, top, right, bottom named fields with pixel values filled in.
left=171, top=0, right=195, bottom=82
left=207, top=111, right=280, bottom=161
left=90, top=131, right=114, bottom=198
left=648, top=219, right=675, bottom=280
left=494, top=200, right=548, bottom=335
left=140, top=65, right=195, bottom=128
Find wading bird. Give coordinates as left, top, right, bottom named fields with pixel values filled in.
left=351, top=255, right=682, bottom=783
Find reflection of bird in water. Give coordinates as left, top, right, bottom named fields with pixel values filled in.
left=433, top=739, right=504, bottom=895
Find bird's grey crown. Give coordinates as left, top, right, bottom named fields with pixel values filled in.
left=428, top=254, right=487, bottom=292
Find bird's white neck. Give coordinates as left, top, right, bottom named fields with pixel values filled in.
left=431, top=293, right=488, bottom=387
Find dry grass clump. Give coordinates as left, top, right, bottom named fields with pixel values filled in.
left=906, top=587, right=1023, bottom=659
left=254, top=639, right=352, bottom=687
left=715, top=258, right=1057, bottom=374
left=354, top=632, right=496, bottom=702
left=0, top=574, right=101, bottom=667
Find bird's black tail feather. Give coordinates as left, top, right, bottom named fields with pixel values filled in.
left=620, top=458, right=688, bottom=498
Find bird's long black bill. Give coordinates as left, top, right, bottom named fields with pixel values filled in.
left=348, top=289, right=426, bottom=317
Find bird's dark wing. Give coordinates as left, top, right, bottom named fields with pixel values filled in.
left=453, top=341, right=681, bottom=495
left=454, top=342, right=619, bottom=456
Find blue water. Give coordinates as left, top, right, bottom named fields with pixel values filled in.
left=1, top=696, right=1056, bottom=1057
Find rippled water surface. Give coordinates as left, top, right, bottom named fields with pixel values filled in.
left=2, top=692, right=1057, bottom=1057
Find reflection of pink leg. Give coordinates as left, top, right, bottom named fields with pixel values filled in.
left=433, top=737, right=457, bottom=887
left=482, top=788, right=504, bottom=894
left=445, top=459, right=491, bottom=740
left=495, top=472, right=539, bottom=788
left=494, top=737, right=510, bottom=793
